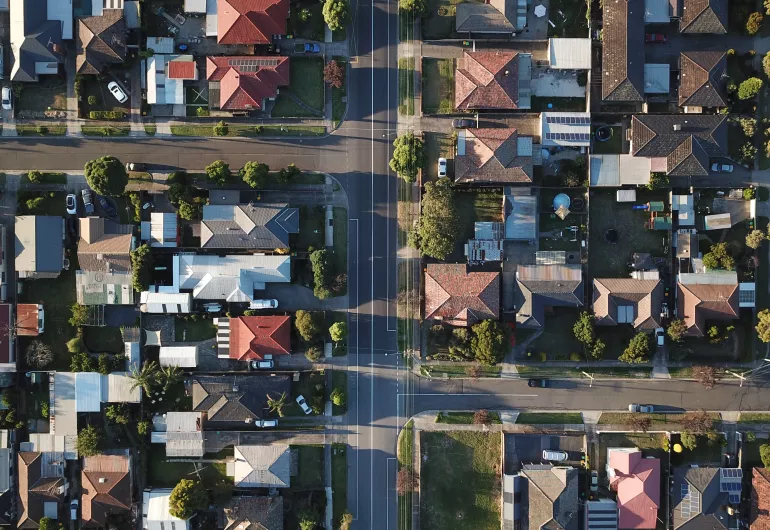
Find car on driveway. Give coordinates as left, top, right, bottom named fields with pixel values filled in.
left=98, top=196, right=117, bottom=218
left=542, top=450, right=568, bottom=462
left=70, top=500, right=78, bottom=521
left=66, top=194, right=77, bottom=215
left=451, top=118, right=476, bottom=128
left=590, top=470, right=598, bottom=492
left=107, top=81, right=128, bottom=103
left=628, top=403, right=654, bottom=413
left=711, top=162, right=734, bottom=173
left=645, top=33, right=666, bottom=43
left=249, top=360, right=275, bottom=370
left=528, top=379, right=548, bottom=388
left=81, top=189, right=95, bottom=215
left=1, top=87, right=11, bottom=111
left=296, top=394, right=312, bottom=415
left=655, top=327, right=665, bottom=347
left=437, top=157, right=447, bottom=178
left=126, top=162, right=146, bottom=172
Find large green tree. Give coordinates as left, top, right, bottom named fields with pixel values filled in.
left=739, top=77, right=764, bottom=100
left=322, top=0, right=350, bottom=31
left=573, top=311, right=595, bottom=354
left=241, top=161, right=270, bottom=189
left=619, top=332, right=649, bottom=364
left=310, top=249, right=331, bottom=299
left=409, top=178, right=457, bottom=260
left=76, top=425, right=103, bottom=457
left=471, top=320, right=509, bottom=366
left=330, top=321, right=347, bottom=342
left=667, top=319, right=687, bottom=342
left=205, top=160, right=232, bottom=186
left=295, top=310, right=323, bottom=343
left=169, top=479, right=208, bottom=519
left=389, top=132, right=424, bottom=183
left=84, top=156, right=128, bottom=196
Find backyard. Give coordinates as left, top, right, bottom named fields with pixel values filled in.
left=287, top=371, right=326, bottom=416
left=147, top=445, right=231, bottom=488
left=422, top=58, right=454, bottom=114
left=287, top=0, right=325, bottom=40
left=174, top=317, right=217, bottom=342
left=590, top=126, right=622, bottom=155
left=17, top=76, right=67, bottom=115
left=291, top=445, right=326, bottom=489
left=548, top=0, right=588, bottom=37
left=82, top=326, right=125, bottom=354
left=296, top=205, right=326, bottom=250
left=271, top=58, right=324, bottom=118
left=449, top=189, right=502, bottom=261
left=420, top=431, right=501, bottom=530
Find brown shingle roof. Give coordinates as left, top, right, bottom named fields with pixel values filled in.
left=601, top=0, right=645, bottom=101
left=593, top=278, right=663, bottom=330
left=18, top=452, right=64, bottom=529
left=752, top=468, right=770, bottom=530
left=679, top=51, right=727, bottom=107
left=81, top=452, right=131, bottom=528
left=676, top=279, right=739, bottom=337
left=679, top=0, right=727, bottom=33
left=223, top=496, right=283, bottom=530
left=455, top=51, right=520, bottom=110
left=424, top=264, right=500, bottom=326
left=76, top=10, right=126, bottom=75
left=77, top=217, right=133, bottom=273
left=455, top=128, right=533, bottom=184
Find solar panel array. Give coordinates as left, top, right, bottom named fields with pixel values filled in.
left=721, top=468, right=743, bottom=479
left=227, top=58, right=281, bottom=72
left=680, top=484, right=700, bottom=520
left=546, top=115, right=590, bottom=125
left=546, top=132, right=591, bottom=141
left=721, top=469, right=743, bottom=504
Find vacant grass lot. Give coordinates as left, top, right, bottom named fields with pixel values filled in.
left=18, top=77, right=67, bottom=112
left=420, top=431, right=501, bottom=530
left=147, top=445, right=231, bottom=487
left=449, top=189, right=502, bottom=261
left=272, top=58, right=324, bottom=117
left=174, top=317, right=216, bottom=342
left=422, top=58, right=455, bottom=114
left=399, top=57, right=415, bottom=116
left=291, top=445, right=325, bottom=489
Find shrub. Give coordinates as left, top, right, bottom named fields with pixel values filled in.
left=739, top=117, right=758, bottom=137
left=745, top=187, right=757, bottom=200
left=277, top=163, right=302, bottom=183
left=205, top=160, right=232, bottom=185
left=761, top=444, right=770, bottom=467
left=739, top=77, right=764, bottom=100
left=213, top=120, right=228, bottom=136
left=473, top=410, right=492, bottom=425
left=88, top=95, right=97, bottom=105
left=88, top=110, right=126, bottom=120
left=741, top=143, right=758, bottom=163
left=747, top=229, right=766, bottom=249
left=747, top=431, right=758, bottom=443
left=27, top=170, right=42, bottom=184
left=196, top=107, right=209, bottom=117
left=748, top=12, right=764, bottom=35
left=36, top=126, right=47, bottom=135
left=305, top=346, right=323, bottom=362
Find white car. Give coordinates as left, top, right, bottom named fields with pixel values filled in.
left=437, top=157, right=447, bottom=178
left=107, top=81, right=128, bottom=103
left=249, top=299, right=278, bottom=310
left=655, top=327, right=665, bottom=347
left=1, top=87, right=11, bottom=110
left=295, top=394, right=312, bottom=415
left=711, top=162, right=734, bottom=173
left=65, top=194, right=77, bottom=215
left=202, top=303, right=222, bottom=313
left=260, top=419, right=278, bottom=428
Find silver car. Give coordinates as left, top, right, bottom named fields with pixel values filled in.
left=628, top=404, right=654, bottom=413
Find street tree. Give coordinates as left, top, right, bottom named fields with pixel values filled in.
left=305, top=346, right=323, bottom=362
left=331, top=388, right=346, bottom=406
left=761, top=444, right=770, bottom=467
left=267, top=392, right=289, bottom=417
left=389, top=132, right=424, bottom=183
left=26, top=340, right=53, bottom=369
left=329, top=321, right=347, bottom=342
left=205, top=160, right=232, bottom=186
left=747, top=229, right=766, bottom=249
left=322, top=0, right=350, bottom=31
left=76, top=425, right=103, bottom=457
left=681, top=410, right=714, bottom=434
left=310, top=249, right=331, bottom=299
left=409, top=178, right=457, bottom=260
left=399, top=0, right=427, bottom=15
left=84, top=156, right=128, bottom=196
left=323, top=60, right=345, bottom=88
left=169, top=479, right=208, bottom=519
left=277, top=163, right=301, bottom=183
left=573, top=311, right=595, bottom=352
left=667, top=319, right=687, bottom=342
left=471, top=319, right=509, bottom=366
left=619, top=332, right=649, bottom=364
left=764, top=51, right=770, bottom=77
left=177, top=200, right=202, bottom=221
left=241, top=161, right=270, bottom=189
left=758, top=309, right=770, bottom=342
left=295, top=310, right=323, bottom=343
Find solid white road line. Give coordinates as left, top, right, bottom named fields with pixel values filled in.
left=398, top=393, right=540, bottom=397
left=351, top=218, right=359, bottom=521
left=370, top=0, right=376, bottom=522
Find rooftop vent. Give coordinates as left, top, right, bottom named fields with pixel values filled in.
left=673, top=124, right=682, bottom=131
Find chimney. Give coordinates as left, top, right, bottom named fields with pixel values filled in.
left=98, top=477, right=107, bottom=484
left=673, top=124, right=682, bottom=131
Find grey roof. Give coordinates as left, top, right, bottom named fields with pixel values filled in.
left=679, top=52, right=728, bottom=108
left=15, top=216, right=63, bottom=274
left=673, top=467, right=734, bottom=530
left=231, top=446, right=291, bottom=488
left=679, top=0, right=727, bottom=33
left=222, top=496, right=283, bottom=530
left=631, top=115, right=727, bottom=176
left=520, top=465, right=578, bottom=530
left=456, top=2, right=515, bottom=33
left=201, top=204, right=299, bottom=249
left=515, top=265, right=584, bottom=328
left=602, top=0, right=645, bottom=102
left=192, top=375, right=290, bottom=423
left=11, top=0, right=64, bottom=82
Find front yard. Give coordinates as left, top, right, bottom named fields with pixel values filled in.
left=272, top=57, right=324, bottom=118
left=17, top=77, right=67, bottom=116
left=596, top=433, right=668, bottom=480
left=421, top=0, right=483, bottom=39
left=291, top=445, right=326, bottom=489
left=423, top=132, right=455, bottom=181
left=422, top=58, right=455, bottom=114
left=287, top=371, right=326, bottom=416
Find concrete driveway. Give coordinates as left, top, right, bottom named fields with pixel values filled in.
left=504, top=433, right=586, bottom=472
left=262, top=283, right=348, bottom=311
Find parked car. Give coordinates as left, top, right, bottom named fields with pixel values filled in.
left=660, top=302, right=669, bottom=319
left=528, top=378, right=549, bottom=388
left=655, top=327, right=665, bottom=347
left=126, top=162, right=146, bottom=172
left=66, top=194, right=77, bottom=215
left=628, top=404, right=654, bottom=413
left=81, top=189, right=95, bottom=215
left=590, top=470, right=598, bottom=492
left=98, top=196, right=117, bottom=218
left=249, top=360, right=275, bottom=370
left=260, top=419, right=278, bottom=428
left=451, top=118, right=476, bottom=128
left=296, top=394, right=312, bottom=415
left=542, top=450, right=568, bottom=462
left=107, top=81, right=128, bottom=103
left=711, top=163, right=734, bottom=173
left=249, top=299, right=278, bottom=310
left=645, top=33, right=667, bottom=43
left=202, top=303, right=222, bottom=313
left=70, top=500, right=78, bottom=521
left=304, top=43, right=320, bottom=53
left=438, top=157, right=447, bottom=178
left=1, top=86, right=11, bottom=110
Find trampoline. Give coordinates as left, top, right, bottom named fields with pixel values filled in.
left=553, top=193, right=571, bottom=211
left=595, top=126, right=613, bottom=142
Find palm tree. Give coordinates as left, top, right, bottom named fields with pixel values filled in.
left=129, top=361, right=159, bottom=394
left=157, top=365, right=182, bottom=392
left=266, top=391, right=288, bottom=418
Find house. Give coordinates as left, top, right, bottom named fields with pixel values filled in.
left=221, top=496, right=283, bottom=530
left=0, top=305, right=13, bottom=372
left=9, top=0, right=66, bottom=82
left=679, top=0, right=727, bottom=33
left=150, top=412, right=205, bottom=457
left=676, top=272, right=740, bottom=337
left=139, top=291, right=192, bottom=313
left=209, top=0, right=289, bottom=44
left=751, top=468, right=770, bottom=530
left=601, top=0, right=644, bottom=102
left=455, top=0, right=526, bottom=34
left=585, top=500, right=619, bottom=530
left=679, top=52, right=727, bottom=109
left=16, top=304, right=44, bottom=336
left=226, top=445, right=291, bottom=488
left=515, top=264, right=584, bottom=328
left=455, top=128, right=533, bottom=184
left=206, top=56, right=290, bottom=111
left=147, top=55, right=197, bottom=106
left=17, top=451, right=67, bottom=528
left=15, top=216, right=65, bottom=279
left=80, top=450, right=131, bottom=528
left=201, top=204, right=299, bottom=250
left=508, top=464, right=578, bottom=530
left=191, top=375, right=291, bottom=425
left=78, top=217, right=134, bottom=273
left=424, top=264, right=500, bottom=327
left=76, top=271, right=135, bottom=305
left=0, top=431, right=13, bottom=526
left=142, top=489, right=190, bottom=530
left=215, top=315, right=291, bottom=361
left=607, top=449, right=660, bottom=529
left=630, top=115, right=727, bottom=177
left=159, top=346, right=199, bottom=368
left=589, top=155, right=652, bottom=187
left=592, top=278, right=664, bottom=330
left=455, top=51, right=531, bottom=110
left=76, top=9, right=126, bottom=75
left=672, top=467, right=742, bottom=530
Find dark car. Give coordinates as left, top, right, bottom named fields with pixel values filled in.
left=98, top=196, right=117, bottom=218
left=304, top=43, right=320, bottom=53
left=645, top=33, right=666, bottom=43
left=81, top=189, right=95, bottom=215
left=451, top=118, right=476, bottom=128
left=528, top=379, right=549, bottom=388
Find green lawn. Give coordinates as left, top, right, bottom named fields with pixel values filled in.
left=81, top=125, right=130, bottom=136
left=82, top=326, right=124, bottom=354
left=332, top=443, right=348, bottom=528
left=287, top=1, right=324, bottom=40
left=331, top=370, right=347, bottom=415
left=332, top=207, right=348, bottom=293
left=398, top=57, right=415, bottom=116
left=740, top=413, right=770, bottom=424
left=398, top=421, right=414, bottom=530
left=531, top=96, right=586, bottom=112
left=16, top=125, right=67, bottom=136
left=146, top=381, right=192, bottom=415
left=174, top=317, right=217, bottom=342
left=272, top=58, right=324, bottom=117
left=331, top=58, right=348, bottom=126
left=435, top=411, right=501, bottom=424
left=449, top=190, right=502, bottom=261
left=597, top=412, right=721, bottom=425
left=291, top=445, right=325, bottom=489
left=287, top=371, right=325, bottom=416
left=421, top=0, right=477, bottom=39
left=256, top=125, right=326, bottom=137
left=420, top=431, right=501, bottom=530
left=144, top=124, right=157, bottom=136
left=590, top=126, right=622, bottom=154
left=671, top=433, right=723, bottom=465
left=170, top=123, right=326, bottom=138
left=147, top=445, right=231, bottom=488
left=422, top=58, right=455, bottom=114
left=420, top=364, right=501, bottom=378
left=516, top=412, right=583, bottom=424
left=295, top=205, right=325, bottom=250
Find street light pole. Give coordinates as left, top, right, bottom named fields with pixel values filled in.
left=727, top=358, right=770, bottom=386
left=581, top=371, right=594, bottom=388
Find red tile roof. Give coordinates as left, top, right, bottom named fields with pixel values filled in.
left=229, top=315, right=291, bottom=361
left=455, top=51, right=520, bottom=110
left=168, top=60, right=197, bottom=80
left=218, top=0, right=289, bottom=44
left=676, top=281, right=739, bottom=337
left=206, top=56, right=290, bottom=110
left=16, top=304, right=40, bottom=337
left=752, top=468, right=770, bottom=530
left=609, top=450, right=660, bottom=529
left=424, top=264, right=500, bottom=326
left=81, top=453, right=131, bottom=528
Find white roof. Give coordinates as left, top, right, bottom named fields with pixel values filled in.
left=49, top=0, right=73, bottom=39
left=704, top=213, right=731, bottom=230
left=541, top=112, right=591, bottom=146
left=149, top=213, right=178, bottom=247
left=147, top=37, right=174, bottom=54
left=143, top=489, right=190, bottom=530
left=177, top=254, right=291, bottom=301
left=159, top=346, right=198, bottom=368
left=53, top=372, right=77, bottom=435
left=76, top=372, right=102, bottom=412
left=644, top=64, right=670, bottom=94
left=167, top=412, right=203, bottom=432
left=679, top=271, right=738, bottom=285
left=589, top=155, right=651, bottom=186
left=140, top=291, right=191, bottom=313
left=184, top=0, right=206, bottom=12
left=205, top=0, right=217, bottom=35
left=548, top=38, right=591, bottom=69
left=616, top=190, right=637, bottom=202
left=644, top=0, right=670, bottom=23
left=103, top=372, right=141, bottom=403
left=147, top=55, right=185, bottom=105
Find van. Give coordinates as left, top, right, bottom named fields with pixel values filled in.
left=260, top=419, right=278, bottom=428
left=249, top=299, right=278, bottom=310
left=542, top=450, right=568, bottom=462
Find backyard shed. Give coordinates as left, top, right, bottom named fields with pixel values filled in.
left=648, top=201, right=665, bottom=212
left=159, top=346, right=199, bottom=368
left=548, top=38, right=591, bottom=69
left=616, top=190, right=636, bottom=202
left=504, top=193, right=537, bottom=241
left=704, top=213, right=731, bottom=230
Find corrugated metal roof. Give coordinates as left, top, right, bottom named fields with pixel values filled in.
left=590, top=155, right=651, bottom=186
left=146, top=37, right=173, bottom=54
left=167, top=412, right=203, bottom=432
left=159, top=346, right=198, bottom=368
left=704, top=213, right=731, bottom=230
left=679, top=271, right=738, bottom=285
left=76, top=373, right=102, bottom=412
left=103, top=373, right=141, bottom=403
left=518, top=263, right=582, bottom=281
left=504, top=194, right=536, bottom=240
left=548, top=38, right=591, bottom=69
left=144, top=490, right=190, bottom=530
left=54, top=372, right=78, bottom=435
left=124, top=341, right=140, bottom=371
left=184, top=0, right=205, bottom=12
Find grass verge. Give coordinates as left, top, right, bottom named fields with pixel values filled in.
left=516, top=412, right=583, bottom=424
left=398, top=420, right=413, bottom=530
left=332, top=206, right=348, bottom=294
left=81, top=125, right=130, bottom=136
left=434, top=411, right=501, bottom=424
left=332, top=443, right=348, bottom=528
left=739, top=413, right=770, bottom=424
left=16, top=124, right=67, bottom=136
left=331, top=370, right=347, bottom=415
left=420, top=364, right=501, bottom=378
left=398, top=57, right=415, bottom=116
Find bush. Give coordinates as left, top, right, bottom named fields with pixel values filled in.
left=739, top=117, right=757, bottom=137
left=747, top=229, right=766, bottom=249
left=169, top=479, right=208, bottom=519
left=277, top=163, right=302, bottom=183
left=761, top=444, right=770, bottom=467
left=295, top=310, right=323, bottom=343
left=331, top=387, right=346, bottom=406
left=473, top=410, right=492, bottom=425
left=619, top=332, right=649, bottom=364
left=471, top=320, right=509, bottom=365
left=27, top=170, right=42, bottom=183
left=310, top=249, right=332, bottom=299
left=741, top=143, right=758, bottom=164
left=747, top=12, right=764, bottom=35
left=213, top=120, right=228, bottom=136
left=36, top=126, right=47, bottom=135
left=747, top=431, right=758, bottom=443
left=739, top=77, right=763, bottom=100
left=178, top=200, right=202, bottom=221
left=196, top=107, right=209, bottom=117
left=745, top=187, right=757, bottom=200
left=647, top=172, right=669, bottom=190
left=130, top=244, right=153, bottom=292
left=305, top=346, right=323, bottom=362
left=77, top=425, right=103, bottom=457
left=88, top=110, right=126, bottom=120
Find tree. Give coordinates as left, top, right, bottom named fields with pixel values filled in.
left=130, top=243, right=153, bottom=292
left=177, top=200, right=202, bottom=221
left=664, top=319, right=686, bottom=343
left=27, top=170, right=42, bottom=183
left=295, top=310, right=323, bottom=343
left=213, top=120, right=228, bottom=136
left=84, top=156, right=128, bottom=196
left=681, top=410, right=714, bottom=434
left=629, top=413, right=652, bottom=432
left=322, top=0, right=350, bottom=31
left=745, top=187, right=758, bottom=200
left=449, top=328, right=472, bottom=360
left=389, top=132, right=424, bottom=183
left=739, top=117, right=758, bottom=137
left=71, top=352, right=95, bottom=372
left=323, top=60, right=345, bottom=88
left=330, top=321, right=347, bottom=342
left=277, top=163, right=301, bottom=183
left=399, top=0, right=427, bottom=15
left=137, top=420, right=151, bottom=436
left=761, top=444, right=770, bottom=467
left=758, top=309, right=770, bottom=342
left=693, top=366, right=718, bottom=389
left=331, top=388, right=346, bottom=406
left=591, top=338, right=606, bottom=360
left=619, top=332, right=649, bottom=364
left=473, top=410, right=492, bottom=425
left=471, top=320, right=509, bottom=366
left=742, top=143, right=759, bottom=164
left=748, top=12, right=764, bottom=35
left=205, top=160, right=232, bottom=186
left=310, top=249, right=331, bottom=299
left=702, top=242, right=734, bottom=270
left=739, top=77, right=764, bottom=100
left=241, top=161, right=270, bottom=189
left=97, top=353, right=112, bottom=375
left=76, top=425, right=103, bottom=457
left=25, top=340, right=53, bottom=369
left=573, top=311, right=595, bottom=350
left=168, top=183, right=191, bottom=206
left=764, top=52, right=770, bottom=78
left=158, top=365, right=182, bottom=392
left=647, top=172, right=669, bottom=190
left=681, top=432, right=698, bottom=451
left=105, top=404, right=129, bottom=425
left=169, top=479, right=208, bottom=519
left=267, top=392, right=289, bottom=417
left=129, top=361, right=159, bottom=394
left=305, top=346, right=323, bottom=362
left=299, top=509, right=319, bottom=530
left=39, top=518, right=55, bottom=530
left=396, top=468, right=413, bottom=495
left=340, top=512, right=354, bottom=530
left=747, top=229, right=766, bottom=249
left=409, top=178, right=457, bottom=260
left=69, top=304, right=89, bottom=326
